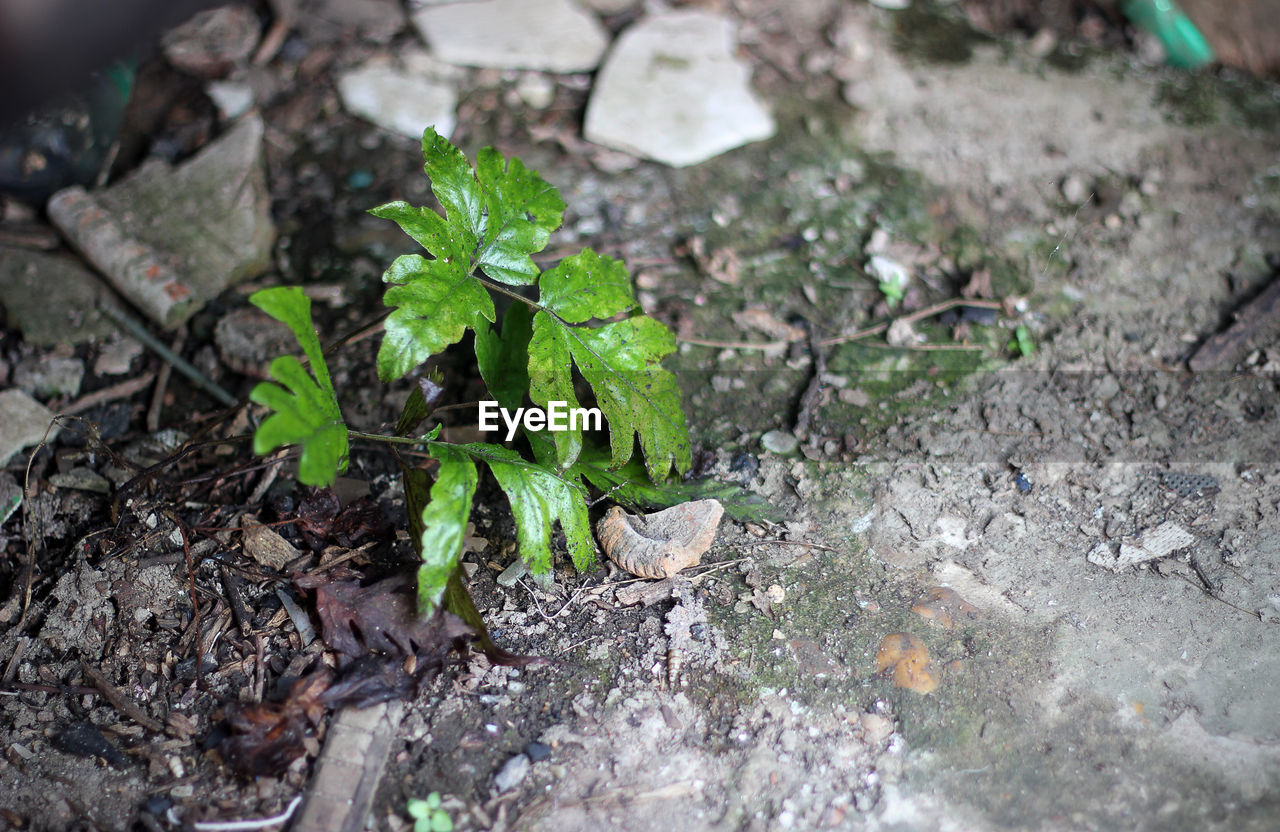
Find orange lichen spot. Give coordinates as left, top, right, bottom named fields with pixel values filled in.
left=910, top=586, right=980, bottom=629
left=874, top=632, right=939, bottom=694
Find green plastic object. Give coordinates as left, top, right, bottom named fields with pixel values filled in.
left=1123, top=0, right=1215, bottom=69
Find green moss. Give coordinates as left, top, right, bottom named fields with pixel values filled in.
left=684, top=469, right=1057, bottom=762
left=1156, top=70, right=1280, bottom=130
left=891, top=1, right=991, bottom=65
left=1156, top=75, right=1221, bottom=125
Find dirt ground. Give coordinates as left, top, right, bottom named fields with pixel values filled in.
left=1, top=1, right=1279, bottom=831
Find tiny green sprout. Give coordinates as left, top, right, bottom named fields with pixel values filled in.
left=406, top=793, right=453, bottom=832
left=867, top=255, right=909, bottom=308
left=1009, top=324, right=1035, bottom=357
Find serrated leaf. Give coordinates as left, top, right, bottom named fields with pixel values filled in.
left=472, top=145, right=566, bottom=285
left=406, top=446, right=478, bottom=612
left=529, top=312, right=690, bottom=480
left=370, top=128, right=563, bottom=380
left=474, top=301, right=533, bottom=411
left=568, top=445, right=784, bottom=523
left=457, top=443, right=594, bottom=574
left=538, top=250, right=637, bottom=323
left=374, top=250, right=496, bottom=382
left=380, top=127, right=564, bottom=288
left=247, top=287, right=347, bottom=487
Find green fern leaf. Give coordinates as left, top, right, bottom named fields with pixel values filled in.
left=247, top=287, right=348, bottom=487
left=474, top=301, right=533, bottom=412
left=373, top=247, right=496, bottom=382
left=410, top=444, right=478, bottom=611
left=528, top=251, right=691, bottom=480
left=370, top=128, right=565, bottom=381
left=461, top=443, right=594, bottom=575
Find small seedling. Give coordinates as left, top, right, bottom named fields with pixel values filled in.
left=248, top=128, right=695, bottom=623
left=406, top=793, right=453, bottom=832
left=1009, top=324, right=1035, bottom=357
left=867, top=254, right=909, bottom=308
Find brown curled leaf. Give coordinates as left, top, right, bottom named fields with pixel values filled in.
left=221, top=669, right=333, bottom=777
left=597, top=499, right=724, bottom=579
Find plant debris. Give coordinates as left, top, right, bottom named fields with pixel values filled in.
left=598, top=499, right=725, bottom=579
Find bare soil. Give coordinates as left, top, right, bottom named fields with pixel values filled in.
left=2, top=2, right=1279, bottom=831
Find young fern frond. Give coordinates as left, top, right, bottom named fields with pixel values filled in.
left=247, top=287, right=348, bottom=488
left=250, top=127, right=695, bottom=618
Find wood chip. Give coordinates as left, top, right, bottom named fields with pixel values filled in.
left=242, top=516, right=300, bottom=571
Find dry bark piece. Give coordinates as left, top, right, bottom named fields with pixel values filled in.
left=598, top=499, right=724, bottom=579
left=241, top=514, right=300, bottom=570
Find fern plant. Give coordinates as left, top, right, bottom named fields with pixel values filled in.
left=248, top=128, right=692, bottom=618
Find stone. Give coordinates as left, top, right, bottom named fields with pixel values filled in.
left=205, top=80, right=255, bottom=120
left=839, top=388, right=871, bottom=407
left=215, top=306, right=299, bottom=378
left=584, top=10, right=776, bottom=167
left=337, top=60, right=457, bottom=140
left=0, top=249, right=116, bottom=346
left=1061, top=174, right=1089, bottom=204
left=412, top=0, right=609, bottom=73
left=49, top=468, right=111, bottom=494
left=581, top=0, right=635, bottom=13
left=0, top=389, right=59, bottom=466
left=761, top=430, right=799, bottom=455
left=13, top=355, right=85, bottom=398
left=93, top=336, right=145, bottom=376
left=516, top=73, right=556, bottom=109
left=294, top=0, right=407, bottom=44
left=493, top=753, right=531, bottom=792
left=47, top=114, right=275, bottom=329
left=162, top=4, right=261, bottom=78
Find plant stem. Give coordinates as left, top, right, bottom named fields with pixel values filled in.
left=474, top=274, right=543, bottom=311
left=347, top=430, right=428, bottom=446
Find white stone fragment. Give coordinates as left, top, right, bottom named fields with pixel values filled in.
left=0, top=389, right=58, bottom=466
left=584, top=9, right=776, bottom=167
left=516, top=73, right=556, bottom=109
left=412, top=0, right=609, bottom=72
left=206, top=80, right=255, bottom=120
left=337, top=61, right=457, bottom=140
left=493, top=753, right=531, bottom=792
left=1087, top=521, right=1195, bottom=572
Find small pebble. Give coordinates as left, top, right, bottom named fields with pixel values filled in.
left=494, top=753, right=531, bottom=793
left=1061, top=175, right=1088, bottom=204
left=840, top=388, right=871, bottom=407
left=516, top=73, right=556, bottom=109
left=761, top=430, right=799, bottom=455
